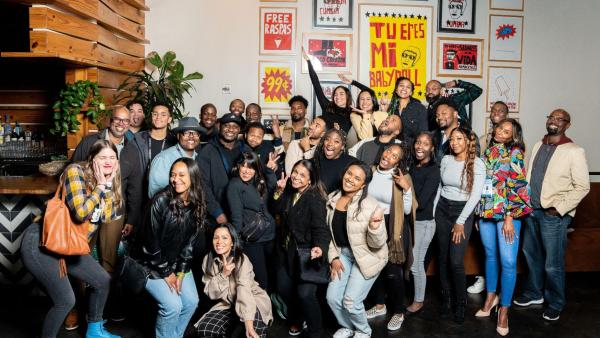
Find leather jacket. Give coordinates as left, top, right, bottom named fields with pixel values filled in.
left=141, top=193, right=202, bottom=278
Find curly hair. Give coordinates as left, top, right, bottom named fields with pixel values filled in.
left=449, top=126, right=477, bottom=193
left=314, top=128, right=348, bottom=171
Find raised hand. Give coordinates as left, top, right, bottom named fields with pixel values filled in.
left=221, top=256, right=235, bottom=277
left=337, top=73, right=352, bottom=85
left=299, top=136, right=311, bottom=152
left=379, top=93, right=390, bottom=111
left=93, top=160, right=107, bottom=185
left=266, top=151, right=280, bottom=171
left=276, top=172, right=288, bottom=192
left=271, top=114, right=281, bottom=138
left=392, top=170, right=411, bottom=190
left=369, top=206, right=384, bottom=230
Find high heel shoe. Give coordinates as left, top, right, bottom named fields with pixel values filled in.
left=475, top=295, right=499, bottom=317
left=496, top=310, right=509, bottom=336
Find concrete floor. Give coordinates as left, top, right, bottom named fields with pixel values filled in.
left=1, top=273, right=599, bottom=337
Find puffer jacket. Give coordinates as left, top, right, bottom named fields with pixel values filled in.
left=326, top=190, right=388, bottom=279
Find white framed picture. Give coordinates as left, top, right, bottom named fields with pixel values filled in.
left=486, top=66, right=521, bottom=113
left=259, top=7, right=297, bottom=56
left=258, top=60, right=296, bottom=110
left=436, top=37, right=483, bottom=77
left=301, top=33, right=352, bottom=74
left=438, top=0, right=476, bottom=33
left=488, top=14, right=524, bottom=62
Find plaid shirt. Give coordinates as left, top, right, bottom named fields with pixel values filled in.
left=64, top=164, right=116, bottom=238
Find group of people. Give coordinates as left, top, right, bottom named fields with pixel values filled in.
left=20, top=58, right=590, bottom=338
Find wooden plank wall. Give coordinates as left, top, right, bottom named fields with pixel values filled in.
left=19, top=0, right=147, bottom=153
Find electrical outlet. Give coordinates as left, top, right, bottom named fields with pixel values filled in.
left=222, top=84, right=232, bottom=94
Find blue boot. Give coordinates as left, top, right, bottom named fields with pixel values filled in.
left=86, top=321, right=121, bottom=338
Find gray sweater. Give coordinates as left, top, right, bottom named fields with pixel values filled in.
left=439, top=155, right=485, bottom=225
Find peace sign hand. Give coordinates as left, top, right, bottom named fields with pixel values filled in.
left=266, top=152, right=280, bottom=171
left=276, top=172, right=289, bottom=192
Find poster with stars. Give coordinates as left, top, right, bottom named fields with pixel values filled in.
left=313, top=0, right=352, bottom=29
left=438, top=0, right=475, bottom=33
left=258, top=60, right=296, bottom=110
left=259, top=7, right=297, bottom=55
left=301, top=33, right=352, bottom=73
left=358, top=4, right=432, bottom=101
left=488, top=15, right=523, bottom=62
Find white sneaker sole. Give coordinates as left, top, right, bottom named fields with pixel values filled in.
left=514, top=298, right=544, bottom=306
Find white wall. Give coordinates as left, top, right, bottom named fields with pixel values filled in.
left=146, top=0, right=600, bottom=174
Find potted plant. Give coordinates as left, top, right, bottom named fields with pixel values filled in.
left=115, top=51, right=203, bottom=120
left=51, top=80, right=108, bottom=136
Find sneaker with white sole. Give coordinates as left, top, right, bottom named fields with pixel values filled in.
left=333, top=327, right=355, bottom=338
left=387, top=313, right=405, bottom=331
left=354, top=331, right=371, bottom=338
left=467, top=276, right=486, bottom=294
left=542, top=308, right=561, bottom=321
left=365, top=305, right=387, bottom=319
left=513, top=295, right=544, bottom=307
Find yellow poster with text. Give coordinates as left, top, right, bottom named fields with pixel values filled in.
left=368, top=13, right=428, bottom=101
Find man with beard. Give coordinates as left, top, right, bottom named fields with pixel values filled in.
left=281, top=96, right=311, bottom=151
left=349, top=114, right=402, bottom=166
left=147, top=117, right=202, bottom=197
left=197, top=113, right=247, bottom=225
left=244, top=103, right=284, bottom=147
left=514, top=109, right=589, bottom=321
left=284, top=116, right=326, bottom=175
left=72, top=106, right=132, bottom=160
left=425, top=79, right=482, bottom=130
left=199, top=103, right=218, bottom=143
left=432, top=99, right=480, bottom=160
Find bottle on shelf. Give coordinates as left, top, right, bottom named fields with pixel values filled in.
left=24, top=128, right=32, bottom=143
left=0, top=122, right=4, bottom=145
left=4, top=115, right=12, bottom=143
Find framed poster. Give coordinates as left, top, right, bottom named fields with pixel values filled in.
left=490, top=0, right=524, bottom=11
left=436, top=37, right=483, bottom=77
left=259, top=7, right=297, bottom=55
left=486, top=66, right=521, bottom=113
left=311, top=80, right=351, bottom=118
left=488, top=14, right=523, bottom=62
left=358, top=4, right=433, bottom=101
left=258, top=61, right=296, bottom=110
left=313, top=0, right=353, bottom=29
left=302, top=33, right=352, bottom=74
left=438, top=0, right=476, bottom=33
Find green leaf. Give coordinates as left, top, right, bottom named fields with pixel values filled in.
left=183, top=72, right=203, bottom=81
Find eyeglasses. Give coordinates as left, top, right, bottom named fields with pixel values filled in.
left=112, top=117, right=131, bottom=125
left=181, top=131, right=200, bottom=138
left=546, top=115, right=570, bottom=123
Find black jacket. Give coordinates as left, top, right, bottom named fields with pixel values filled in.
left=226, top=173, right=277, bottom=242
left=393, top=98, right=428, bottom=147
left=128, top=130, right=177, bottom=173
left=315, top=152, right=357, bottom=194
left=196, top=139, right=248, bottom=220
left=140, top=193, right=206, bottom=278
left=410, top=161, right=441, bottom=221
left=274, top=188, right=330, bottom=271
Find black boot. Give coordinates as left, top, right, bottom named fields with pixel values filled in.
left=440, top=289, right=452, bottom=318
left=454, top=299, right=466, bottom=324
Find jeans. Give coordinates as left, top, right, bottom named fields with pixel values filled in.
left=146, top=273, right=199, bottom=338
left=435, top=197, right=474, bottom=303
left=327, top=248, right=378, bottom=335
left=522, top=209, right=572, bottom=312
left=411, top=219, right=436, bottom=302
left=276, top=257, right=321, bottom=338
left=20, top=224, right=110, bottom=338
left=479, top=219, right=522, bottom=307
left=243, top=240, right=275, bottom=292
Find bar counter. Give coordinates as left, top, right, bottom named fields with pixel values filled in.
left=0, top=175, right=59, bottom=195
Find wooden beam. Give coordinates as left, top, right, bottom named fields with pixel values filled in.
left=99, top=0, right=144, bottom=24
left=96, top=44, right=143, bottom=73
left=97, top=25, right=145, bottom=57
left=122, top=0, right=149, bottom=11
left=1, top=52, right=136, bottom=74
left=97, top=1, right=146, bottom=42
left=30, top=30, right=96, bottom=62
left=29, top=7, right=98, bottom=41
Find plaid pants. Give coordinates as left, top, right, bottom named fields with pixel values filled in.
left=196, top=308, right=269, bottom=338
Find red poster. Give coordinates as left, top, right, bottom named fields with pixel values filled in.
left=308, top=39, right=347, bottom=68
left=442, top=43, right=478, bottom=71
left=263, top=12, right=293, bottom=51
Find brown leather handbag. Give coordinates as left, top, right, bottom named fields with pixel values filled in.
left=41, top=173, right=91, bottom=276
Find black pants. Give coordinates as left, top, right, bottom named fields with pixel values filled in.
left=276, top=256, right=322, bottom=338
left=435, top=197, right=474, bottom=303
left=243, top=240, right=275, bottom=292
left=371, top=214, right=410, bottom=314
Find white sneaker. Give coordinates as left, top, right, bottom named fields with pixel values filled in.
left=387, top=313, right=405, bottom=331
left=354, top=331, right=371, bottom=338
left=365, top=305, right=387, bottom=319
left=467, top=276, right=485, bottom=294
left=333, top=327, right=355, bottom=338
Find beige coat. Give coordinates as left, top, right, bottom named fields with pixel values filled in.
left=349, top=110, right=389, bottom=140
left=202, top=254, right=273, bottom=323
left=526, top=141, right=590, bottom=216
left=327, top=190, right=388, bottom=279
